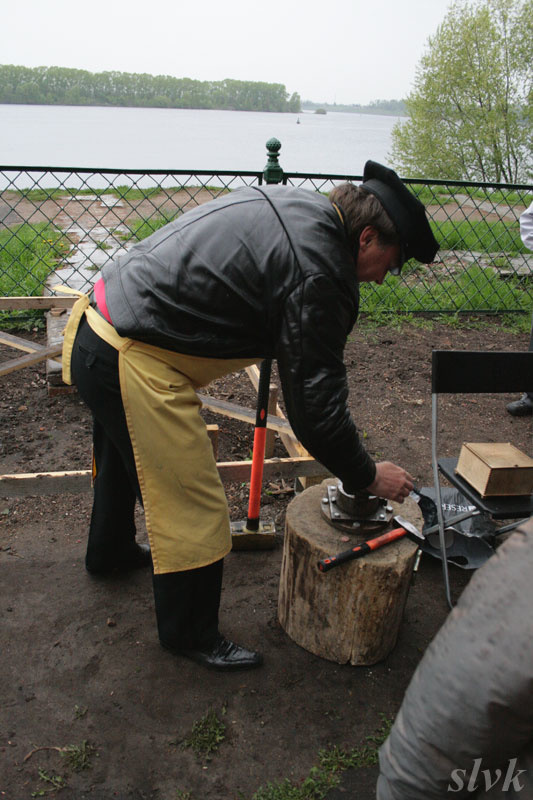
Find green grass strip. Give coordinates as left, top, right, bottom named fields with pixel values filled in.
left=0, top=221, right=69, bottom=328
left=360, top=265, right=532, bottom=314
left=433, top=218, right=526, bottom=254
left=249, top=715, right=392, bottom=800
left=0, top=221, right=68, bottom=295
left=121, top=212, right=180, bottom=242
left=9, top=185, right=229, bottom=203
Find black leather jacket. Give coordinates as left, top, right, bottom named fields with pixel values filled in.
left=102, top=185, right=376, bottom=490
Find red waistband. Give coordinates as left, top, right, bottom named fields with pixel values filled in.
left=93, top=277, right=112, bottom=324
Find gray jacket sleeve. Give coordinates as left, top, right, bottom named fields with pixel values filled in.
left=377, top=518, right=533, bottom=800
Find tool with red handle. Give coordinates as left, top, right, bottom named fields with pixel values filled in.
left=230, top=359, right=276, bottom=550
left=317, top=515, right=423, bottom=572
left=245, top=358, right=272, bottom=532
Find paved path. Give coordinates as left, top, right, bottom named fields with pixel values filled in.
left=46, top=195, right=131, bottom=383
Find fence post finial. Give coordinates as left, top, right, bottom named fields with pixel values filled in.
left=263, top=138, right=283, bottom=184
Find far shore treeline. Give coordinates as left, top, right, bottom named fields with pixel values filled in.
left=0, top=65, right=302, bottom=112
left=302, top=99, right=406, bottom=116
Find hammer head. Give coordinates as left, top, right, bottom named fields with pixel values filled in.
left=393, top=515, right=425, bottom=542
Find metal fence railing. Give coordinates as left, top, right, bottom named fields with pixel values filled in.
left=1, top=139, right=532, bottom=320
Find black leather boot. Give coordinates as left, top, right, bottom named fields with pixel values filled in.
left=506, top=393, right=533, bottom=416
left=152, top=562, right=263, bottom=671
left=178, top=635, right=263, bottom=671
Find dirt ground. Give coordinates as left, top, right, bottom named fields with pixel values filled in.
left=1, top=319, right=532, bottom=800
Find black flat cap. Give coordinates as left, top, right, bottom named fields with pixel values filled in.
left=362, top=160, right=439, bottom=266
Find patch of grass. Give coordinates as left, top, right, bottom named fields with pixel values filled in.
left=410, top=185, right=533, bottom=208
left=9, top=184, right=228, bottom=204
left=27, top=740, right=96, bottom=796
left=32, top=769, right=67, bottom=796
left=432, top=218, right=526, bottom=255
left=121, top=211, right=180, bottom=242
left=0, top=311, right=46, bottom=332
left=60, top=740, right=95, bottom=771
left=0, top=222, right=69, bottom=294
left=181, top=707, right=226, bottom=761
left=250, top=715, right=393, bottom=800
left=357, top=310, right=531, bottom=335
left=461, top=187, right=533, bottom=206
left=360, top=265, right=532, bottom=316
left=14, top=188, right=66, bottom=202
left=0, top=221, right=70, bottom=328
left=73, top=704, right=88, bottom=719
left=250, top=768, right=336, bottom=800
left=498, top=313, right=532, bottom=334
left=111, top=185, right=229, bottom=203
left=409, top=185, right=456, bottom=206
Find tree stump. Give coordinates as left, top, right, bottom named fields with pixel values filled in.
left=278, top=480, right=423, bottom=665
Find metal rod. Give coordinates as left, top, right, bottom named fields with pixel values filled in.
left=431, top=392, right=454, bottom=609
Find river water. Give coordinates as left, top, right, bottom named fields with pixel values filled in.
left=0, top=104, right=400, bottom=176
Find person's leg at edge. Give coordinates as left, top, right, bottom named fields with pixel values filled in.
left=506, top=314, right=533, bottom=416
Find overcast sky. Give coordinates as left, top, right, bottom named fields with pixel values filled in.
left=3, top=0, right=452, bottom=105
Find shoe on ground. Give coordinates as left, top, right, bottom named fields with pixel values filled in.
left=86, top=542, right=152, bottom=575
left=506, top=393, right=533, bottom=417
left=174, top=636, right=263, bottom=671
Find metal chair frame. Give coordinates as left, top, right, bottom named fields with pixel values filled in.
left=431, top=350, right=533, bottom=607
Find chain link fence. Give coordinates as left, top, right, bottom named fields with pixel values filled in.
left=1, top=149, right=532, bottom=322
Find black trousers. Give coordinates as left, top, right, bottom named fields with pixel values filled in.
left=71, top=315, right=223, bottom=650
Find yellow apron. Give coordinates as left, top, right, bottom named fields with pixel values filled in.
left=60, top=291, right=258, bottom=574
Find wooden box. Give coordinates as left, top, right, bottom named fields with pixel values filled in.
left=456, top=442, right=533, bottom=497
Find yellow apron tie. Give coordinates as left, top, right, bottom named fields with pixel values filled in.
left=50, top=285, right=89, bottom=385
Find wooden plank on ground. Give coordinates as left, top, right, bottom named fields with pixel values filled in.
left=218, top=456, right=328, bottom=483
left=245, top=364, right=330, bottom=489
left=0, top=331, right=49, bottom=353
left=197, top=393, right=296, bottom=438
left=0, top=296, right=76, bottom=310
left=245, top=365, right=308, bottom=458
left=0, top=457, right=328, bottom=497
left=245, top=365, right=329, bottom=490
left=0, top=344, right=63, bottom=377
left=0, top=470, right=92, bottom=496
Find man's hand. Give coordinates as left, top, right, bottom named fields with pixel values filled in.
left=366, top=461, right=413, bottom=503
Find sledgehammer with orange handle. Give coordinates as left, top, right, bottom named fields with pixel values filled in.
left=230, top=358, right=276, bottom=550
left=317, top=515, right=424, bottom=572
left=245, top=358, right=272, bottom=532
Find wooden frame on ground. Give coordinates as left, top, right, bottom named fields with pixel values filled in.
left=1, top=297, right=329, bottom=496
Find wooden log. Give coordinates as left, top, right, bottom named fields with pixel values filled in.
left=278, top=481, right=422, bottom=666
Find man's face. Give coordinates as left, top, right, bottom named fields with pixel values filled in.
left=355, top=226, right=402, bottom=284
